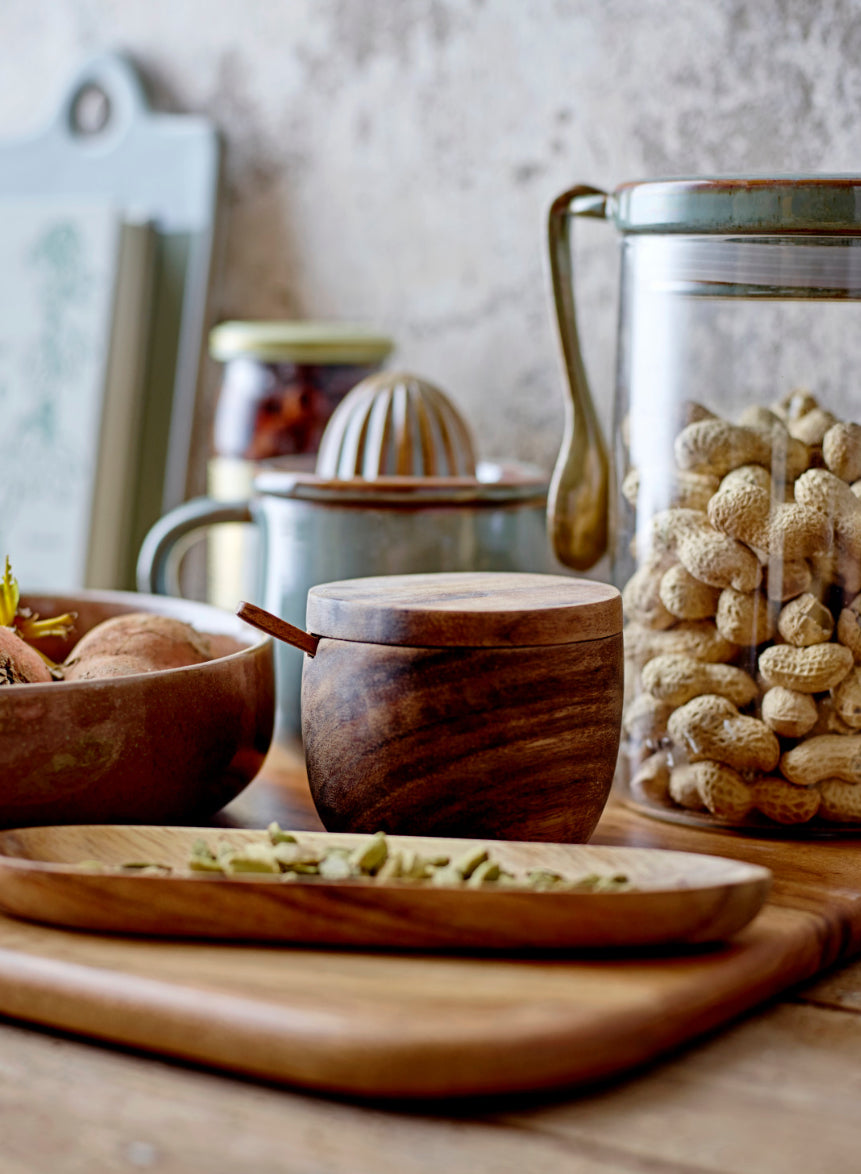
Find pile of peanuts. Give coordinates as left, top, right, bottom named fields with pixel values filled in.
left=621, top=390, right=861, bottom=827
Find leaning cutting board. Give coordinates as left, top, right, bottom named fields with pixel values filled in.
left=0, top=774, right=855, bottom=1099
left=0, top=51, right=220, bottom=584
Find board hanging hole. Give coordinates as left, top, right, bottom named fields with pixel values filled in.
left=68, top=83, right=112, bottom=137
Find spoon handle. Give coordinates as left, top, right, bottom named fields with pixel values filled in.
left=546, top=184, right=611, bottom=572
left=236, top=601, right=320, bottom=657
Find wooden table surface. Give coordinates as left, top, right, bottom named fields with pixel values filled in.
left=7, top=743, right=861, bottom=1174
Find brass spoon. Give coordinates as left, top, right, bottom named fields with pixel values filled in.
left=546, top=185, right=611, bottom=572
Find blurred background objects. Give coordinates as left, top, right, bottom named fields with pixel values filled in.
left=7, top=0, right=856, bottom=499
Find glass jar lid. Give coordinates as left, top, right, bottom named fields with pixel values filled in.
left=209, top=321, right=395, bottom=365
left=610, top=175, right=861, bottom=234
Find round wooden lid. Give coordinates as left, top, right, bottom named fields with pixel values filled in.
left=306, top=572, right=621, bottom=648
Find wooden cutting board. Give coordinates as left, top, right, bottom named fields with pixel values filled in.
left=0, top=51, right=221, bottom=577
left=0, top=781, right=856, bottom=1100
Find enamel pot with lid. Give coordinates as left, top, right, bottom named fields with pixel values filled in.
left=139, top=373, right=557, bottom=743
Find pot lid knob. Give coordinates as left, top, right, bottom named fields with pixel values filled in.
left=314, top=371, right=477, bottom=479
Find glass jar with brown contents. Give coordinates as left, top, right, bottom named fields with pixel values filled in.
left=205, top=320, right=393, bottom=610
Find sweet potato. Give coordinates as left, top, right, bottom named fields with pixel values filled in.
left=62, top=655, right=158, bottom=681
left=63, top=613, right=213, bottom=682
left=0, top=627, right=52, bottom=685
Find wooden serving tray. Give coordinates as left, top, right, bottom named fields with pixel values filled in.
left=0, top=825, right=770, bottom=950
left=0, top=792, right=854, bottom=1100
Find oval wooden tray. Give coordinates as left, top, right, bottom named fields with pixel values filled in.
left=0, top=826, right=770, bottom=950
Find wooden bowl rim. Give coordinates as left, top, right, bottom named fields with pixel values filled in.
left=5, top=588, right=271, bottom=693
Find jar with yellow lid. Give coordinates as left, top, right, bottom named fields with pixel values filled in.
left=209, top=320, right=394, bottom=465
left=207, top=321, right=393, bottom=609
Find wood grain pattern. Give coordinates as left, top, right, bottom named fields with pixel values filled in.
left=305, top=572, right=622, bottom=646
left=0, top=592, right=274, bottom=829
left=302, top=633, right=623, bottom=841
left=1, top=752, right=861, bottom=1168
left=5, top=997, right=861, bottom=1173
left=0, top=749, right=857, bottom=1102
left=0, top=826, right=770, bottom=949
left=0, top=879, right=825, bottom=1101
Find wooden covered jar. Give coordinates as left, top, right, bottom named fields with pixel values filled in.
left=301, top=572, right=623, bottom=842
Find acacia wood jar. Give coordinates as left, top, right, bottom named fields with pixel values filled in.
left=301, top=572, right=623, bottom=842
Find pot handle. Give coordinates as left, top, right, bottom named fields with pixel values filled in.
left=136, top=496, right=253, bottom=597
left=546, top=185, right=611, bottom=571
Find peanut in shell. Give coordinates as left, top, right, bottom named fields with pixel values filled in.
left=818, top=778, right=861, bottom=822
left=831, top=668, right=861, bottom=730
left=761, top=687, right=818, bottom=739
left=674, top=418, right=807, bottom=480
left=658, top=564, right=721, bottom=621
left=823, top=421, right=861, bottom=483
left=777, top=593, right=834, bottom=647
left=780, top=735, right=861, bottom=787
left=651, top=509, right=762, bottom=593
left=837, top=599, right=861, bottom=663
left=641, top=654, right=758, bottom=709
left=751, top=777, right=821, bottom=825
left=629, top=752, right=672, bottom=806
left=667, top=694, right=780, bottom=774
left=695, top=762, right=755, bottom=821
left=715, top=588, right=776, bottom=647
left=667, top=764, right=707, bottom=811
left=708, top=483, right=831, bottom=560
left=622, top=556, right=677, bottom=630
left=624, top=620, right=739, bottom=672
left=758, top=642, right=854, bottom=694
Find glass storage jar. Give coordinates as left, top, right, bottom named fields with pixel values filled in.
left=209, top=320, right=394, bottom=467
left=206, top=320, right=393, bottom=610
left=548, top=175, right=861, bottom=833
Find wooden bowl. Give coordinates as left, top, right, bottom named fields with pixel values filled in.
left=0, top=590, right=275, bottom=828
left=300, top=572, right=623, bottom=843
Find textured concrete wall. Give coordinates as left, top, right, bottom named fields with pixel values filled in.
left=3, top=0, right=861, bottom=486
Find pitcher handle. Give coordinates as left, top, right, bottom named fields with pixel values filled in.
left=136, top=497, right=253, bottom=597
left=546, top=185, right=611, bottom=571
